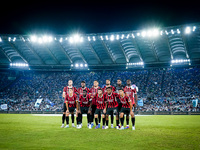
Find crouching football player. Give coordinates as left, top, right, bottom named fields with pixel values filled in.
left=65, top=88, right=79, bottom=128
left=118, top=89, right=135, bottom=130
left=93, top=88, right=106, bottom=129
left=77, top=90, right=93, bottom=129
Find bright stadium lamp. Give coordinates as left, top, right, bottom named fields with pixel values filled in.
left=116, top=35, right=119, bottom=40
left=80, top=64, right=83, bottom=67
left=152, top=29, right=159, bottom=37
left=75, top=64, right=79, bottom=67
left=141, top=31, right=146, bottom=37
left=85, top=64, right=87, bottom=67
left=185, top=27, right=191, bottom=34
left=30, top=35, right=37, bottom=42
left=59, top=38, right=63, bottom=43
left=193, top=26, right=196, bottom=32
left=147, top=30, right=152, bottom=37
left=110, top=35, right=114, bottom=41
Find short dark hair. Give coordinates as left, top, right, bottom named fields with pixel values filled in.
left=117, top=79, right=122, bottom=81
left=94, top=80, right=98, bottom=83
left=127, top=79, right=131, bottom=81
left=106, top=79, right=110, bottom=81
left=118, top=88, right=124, bottom=91
left=68, top=88, right=73, bottom=90
left=81, top=81, right=86, bottom=83
left=106, top=87, right=112, bottom=90
left=98, top=88, right=103, bottom=91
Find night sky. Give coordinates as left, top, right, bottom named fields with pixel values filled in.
left=1, top=1, right=200, bottom=35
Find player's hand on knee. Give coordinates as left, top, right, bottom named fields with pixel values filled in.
left=103, top=109, right=106, bottom=114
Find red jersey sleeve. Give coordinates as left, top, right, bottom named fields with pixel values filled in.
left=74, top=94, right=78, bottom=101
left=63, top=87, right=67, bottom=92
left=112, top=86, right=116, bottom=92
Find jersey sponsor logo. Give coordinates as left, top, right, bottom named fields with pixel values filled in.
left=97, top=100, right=103, bottom=104
left=69, top=101, right=75, bottom=104
left=107, top=99, right=114, bottom=102
left=82, top=101, right=88, bottom=104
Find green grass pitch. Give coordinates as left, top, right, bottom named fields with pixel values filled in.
left=0, top=114, right=200, bottom=150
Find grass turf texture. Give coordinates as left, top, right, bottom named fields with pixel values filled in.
left=0, top=115, right=200, bottom=150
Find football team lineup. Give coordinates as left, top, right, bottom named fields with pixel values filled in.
left=61, top=79, right=137, bottom=130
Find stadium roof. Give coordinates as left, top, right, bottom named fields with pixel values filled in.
left=0, top=23, right=200, bottom=70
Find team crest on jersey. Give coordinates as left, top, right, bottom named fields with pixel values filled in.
left=82, top=101, right=88, bottom=104
left=69, top=101, right=75, bottom=104
left=97, top=100, right=103, bottom=104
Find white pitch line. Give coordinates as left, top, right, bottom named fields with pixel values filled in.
left=31, top=114, right=152, bottom=116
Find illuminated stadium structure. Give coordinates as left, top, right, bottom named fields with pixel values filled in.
left=0, top=23, right=200, bottom=71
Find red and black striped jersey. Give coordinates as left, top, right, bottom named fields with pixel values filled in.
left=118, top=94, right=131, bottom=108
left=103, top=85, right=116, bottom=94
left=104, top=92, right=118, bottom=108
left=90, top=86, right=101, bottom=105
left=79, top=94, right=92, bottom=107
left=65, top=93, right=78, bottom=107
left=93, top=94, right=106, bottom=109
left=123, top=86, right=137, bottom=100
left=63, top=86, right=78, bottom=95
left=78, top=87, right=90, bottom=96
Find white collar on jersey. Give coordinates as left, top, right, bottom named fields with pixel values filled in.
left=68, top=86, right=73, bottom=88
left=108, top=92, right=112, bottom=96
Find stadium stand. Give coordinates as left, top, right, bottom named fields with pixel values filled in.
left=0, top=66, right=199, bottom=112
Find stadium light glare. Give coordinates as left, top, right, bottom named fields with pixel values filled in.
left=121, top=34, right=124, bottom=39
left=171, top=59, right=191, bottom=64
left=80, top=64, right=83, bottom=67
left=13, top=37, right=16, bottom=42
left=38, top=37, right=43, bottom=44
left=10, top=63, right=29, bottom=67
left=147, top=30, right=152, bottom=37
left=100, top=36, right=103, bottom=40
left=85, top=64, right=87, bottom=67
left=193, top=26, right=196, bottom=32
left=75, top=64, right=79, bottom=67
left=177, top=29, right=181, bottom=34
left=105, top=35, right=108, bottom=40
left=171, top=29, right=174, bottom=34
left=137, top=33, right=140, bottom=36
left=69, top=37, right=74, bottom=43
left=0, top=37, right=2, bottom=42
left=88, top=36, right=91, bottom=41
left=126, top=34, right=130, bottom=39
left=131, top=33, right=135, bottom=38
left=152, top=29, right=159, bottom=37
left=8, top=37, right=11, bottom=42
left=116, top=35, right=119, bottom=40
left=110, top=35, right=114, bottom=41
left=93, top=36, right=96, bottom=41
left=165, top=30, right=169, bottom=35
left=59, top=38, right=63, bottom=43
left=185, top=27, right=191, bottom=34
left=160, top=31, right=163, bottom=35
left=141, top=31, right=146, bottom=37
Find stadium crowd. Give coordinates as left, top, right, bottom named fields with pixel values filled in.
left=0, top=67, right=199, bottom=112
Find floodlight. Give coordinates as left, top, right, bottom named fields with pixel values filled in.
left=110, top=35, right=114, bottom=41
left=193, top=26, right=196, bottom=32
left=75, top=64, right=79, bottom=67
left=85, top=64, right=88, bottom=67
left=59, top=38, right=63, bottom=43
left=141, top=31, right=146, bottom=37
left=30, top=35, right=37, bottom=42
left=116, top=35, right=119, bottom=40
left=185, top=27, right=191, bottom=34
left=80, top=64, right=83, bottom=67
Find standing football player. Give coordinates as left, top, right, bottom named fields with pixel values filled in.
left=90, top=80, right=101, bottom=128
left=65, top=88, right=79, bottom=128
left=118, top=89, right=135, bottom=130
left=78, top=81, right=90, bottom=96
left=103, top=79, right=116, bottom=128
left=104, top=87, right=120, bottom=129
left=61, top=80, right=78, bottom=128
left=93, top=88, right=106, bottom=129
left=123, top=79, right=137, bottom=129
left=77, top=90, right=92, bottom=129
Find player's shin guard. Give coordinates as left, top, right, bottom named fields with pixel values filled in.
left=71, top=114, right=74, bottom=123
left=62, top=114, right=66, bottom=124
left=102, top=118, right=105, bottom=126
left=95, top=118, right=98, bottom=125
left=132, top=117, right=135, bottom=126
left=87, top=114, right=89, bottom=123
left=120, top=117, right=124, bottom=126
left=77, top=113, right=82, bottom=125
left=106, top=120, right=108, bottom=126
left=88, top=114, right=93, bottom=124
left=116, top=119, right=119, bottom=126
left=66, top=116, right=69, bottom=125
left=98, top=113, right=101, bottom=123
left=111, top=115, right=114, bottom=124
left=126, top=115, right=129, bottom=125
